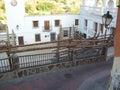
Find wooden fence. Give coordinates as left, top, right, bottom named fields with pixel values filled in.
left=0, top=38, right=109, bottom=73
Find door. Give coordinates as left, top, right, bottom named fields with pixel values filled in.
left=18, top=36, right=24, bottom=45
left=35, top=34, right=41, bottom=42
left=50, top=33, right=56, bottom=41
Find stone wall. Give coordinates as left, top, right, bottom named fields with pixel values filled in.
left=0, top=56, right=106, bottom=83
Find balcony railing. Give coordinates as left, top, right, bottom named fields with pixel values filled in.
left=0, top=58, right=11, bottom=73
left=42, top=26, right=52, bottom=32
left=87, top=28, right=96, bottom=37
left=0, top=30, right=6, bottom=33
left=80, top=5, right=117, bottom=17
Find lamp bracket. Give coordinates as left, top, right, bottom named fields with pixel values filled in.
left=117, top=5, right=120, bottom=8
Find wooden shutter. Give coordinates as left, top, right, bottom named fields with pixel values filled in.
left=33, top=21, right=38, bottom=28
left=95, top=22, right=98, bottom=32
left=85, top=19, right=88, bottom=27
left=18, top=36, right=24, bottom=45
left=55, top=20, right=60, bottom=26
left=35, top=34, right=40, bottom=41
left=75, top=19, right=79, bottom=25
left=44, top=21, right=50, bottom=30
left=100, top=24, right=104, bottom=33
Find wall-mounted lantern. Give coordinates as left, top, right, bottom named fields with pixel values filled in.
left=102, top=11, right=113, bottom=28
left=16, top=25, right=19, bottom=30
left=102, top=11, right=113, bottom=37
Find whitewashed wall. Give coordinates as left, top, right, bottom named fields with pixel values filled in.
left=4, top=0, right=117, bottom=45
left=4, top=0, right=25, bottom=34
left=16, top=14, right=80, bottom=44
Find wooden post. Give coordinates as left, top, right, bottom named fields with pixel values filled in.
left=56, top=34, right=60, bottom=62
left=12, top=30, right=16, bottom=45
left=6, top=26, right=10, bottom=44
left=6, top=42, right=13, bottom=71
left=73, top=25, right=75, bottom=39
left=59, top=25, right=62, bottom=40
left=6, top=27, right=13, bottom=70
left=69, top=27, right=71, bottom=39
left=68, top=38, right=72, bottom=61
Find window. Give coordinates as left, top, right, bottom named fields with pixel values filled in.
left=50, top=33, right=56, bottom=41
left=55, top=20, right=60, bottom=26
left=94, top=22, right=98, bottom=32
left=63, top=30, right=68, bottom=37
left=75, top=19, right=79, bottom=25
left=100, top=24, right=104, bottom=33
left=35, top=34, right=41, bottom=42
left=33, top=21, right=39, bottom=28
left=83, top=34, right=87, bottom=38
left=44, top=21, right=50, bottom=30
left=84, top=19, right=88, bottom=27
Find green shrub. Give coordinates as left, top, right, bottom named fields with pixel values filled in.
left=25, top=4, right=33, bottom=14
left=60, top=0, right=66, bottom=5
left=0, top=4, right=5, bottom=12
left=36, top=2, right=55, bottom=11
left=0, top=16, right=6, bottom=20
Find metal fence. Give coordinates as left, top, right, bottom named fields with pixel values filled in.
left=0, top=58, right=10, bottom=73
left=19, top=53, right=56, bottom=69
left=73, top=47, right=104, bottom=60
left=16, top=47, right=104, bottom=69
left=17, top=50, right=70, bottom=69
left=0, top=47, right=105, bottom=73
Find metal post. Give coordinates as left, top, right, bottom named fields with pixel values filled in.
left=104, top=28, right=107, bottom=38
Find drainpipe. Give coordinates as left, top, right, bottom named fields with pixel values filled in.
left=109, top=0, right=120, bottom=90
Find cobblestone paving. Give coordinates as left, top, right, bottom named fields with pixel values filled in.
left=0, top=57, right=113, bottom=90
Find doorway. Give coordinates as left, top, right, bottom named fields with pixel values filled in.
left=50, top=33, right=56, bottom=41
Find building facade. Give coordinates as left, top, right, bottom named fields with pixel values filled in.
left=80, top=0, right=117, bottom=38
left=3, top=0, right=117, bottom=45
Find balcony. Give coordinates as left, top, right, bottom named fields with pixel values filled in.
left=0, top=30, right=6, bottom=33
left=80, top=5, right=117, bottom=18
left=87, top=28, right=96, bottom=37
left=42, top=26, right=52, bottom=32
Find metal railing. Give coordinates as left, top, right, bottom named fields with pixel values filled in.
left=42, top=26, right=52, bottom=32
left=19, top=53, right=56, bottom=69
left=0, top=58, right=11, bottom=73
left=80, top=5, right=117, bottom=17
left=17, top=50, right=70, bottom=69
left=0, top=47, right=105, bottom=73
left=87, top=29, right=96, bottom=37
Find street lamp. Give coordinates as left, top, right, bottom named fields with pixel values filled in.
left=102, top=11, right=113, bottom=37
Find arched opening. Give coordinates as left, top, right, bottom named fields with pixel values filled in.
left=84, top=0, right=96, bottom=6
left=96, top=0, right=103, bottom=7
left=107, top=0, right=114, bottom=8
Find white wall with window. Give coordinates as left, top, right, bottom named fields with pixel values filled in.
left=22, top=14, right=80, bottom=44
left=4, top=0, right=117, bottom=45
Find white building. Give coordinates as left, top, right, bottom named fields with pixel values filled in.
left=80, top=0, right=117, bottom=38
left=3, top=0, right=117, bottom=45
